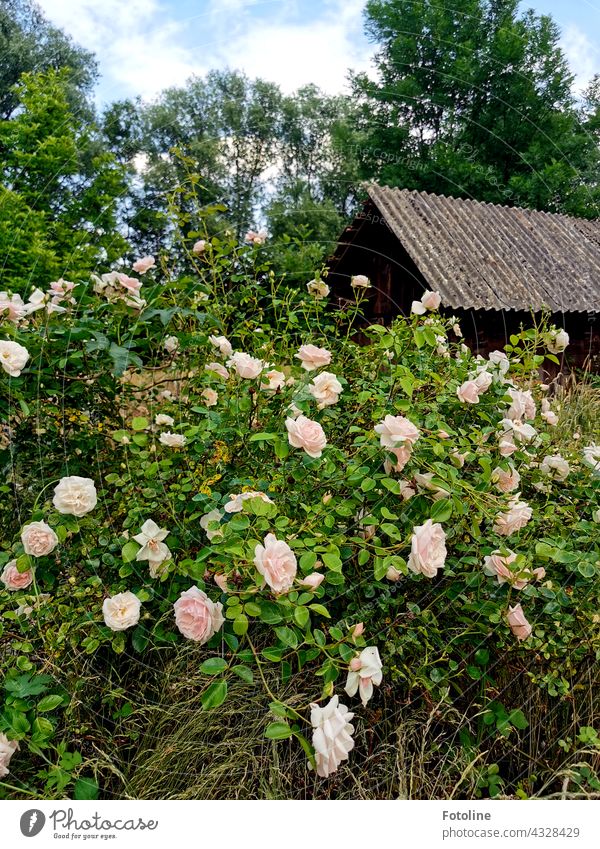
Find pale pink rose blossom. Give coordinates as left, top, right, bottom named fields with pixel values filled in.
left=351, top=622, right=364, bottom=639
left=0, top=733, right=19, bottom=778
left=201, top=388, right=218, bottom=407
left=493, top=496, right=532, bottom=536
left=483, top=550, right=532, bottom=588
left=0, top=292, right=27, bottom=322
left=414, top=472, right=449, bottom=501
left=474, top=370, right=493, bottom=392
left=457, top=380, right=481, bottom=404
left=116, top=273, right=142, bottom=294
left=1, top=560, right=33, bottom=591
left=103, top=591, right=141, bottom=631
left=164, top=335, right=179, bottom=354
left=506, top=388, right=536, bottom=421
left=192, top=239, right=206, bottom=254
left=452, top=322, right=462, bottom=337
left=407, top=519, right=447, bottom=578
left=351, top=275, right=371, bottom=289
left=173, top=586, right=224, bottom=643
left=383, top=444, right=412, bottom=474
left=295, top=344, right=332, bottom=371
left=541, top=398, right=558, bottom=426
left=155, top=414, right=174, bottom=427
left=21, top=521, right=58, bottom=557
left=261, top=368, right=286, bottom=392
left=53, top=476, right=97, bottom=517
left=547, top=328, right=569, bottom=354
left=286, top=415, right=327, bottom=458
left=300, top=572, right=325, bottom=590
left=254, top=533, right=297, bottom=593
left=205, top=362, right=229, bottom=380
left=159, top=432, right=187, bottom=448
left=412, top=290, right=441, bottom=313
left=492, top=464, right=521, bottom=493
left=506, top=604, right=532, bottom=641
left=200, top=509, right=224, bottom=541
left=0, top=340, right=29, bottom=377
left=344, top=646, right=383, bottom=706
left=132, top=255, right=155, bottom=274
left=245, top=230, right=267, bottom=245
left=499, top=433, right=518, bottom=456
left=209, top=335, right=233, bottom=357
left=214, top=573, right=228, bottom=592
left=399, top=479, right=416, bottom=500
left=309, top=371, right=342, bottom=409
left=540, top=454, right=570, bottom=481
left=227, top=351, right=263, bottom=378
left=374, top=414, right=420, bottom=449
left=310, top=696, right=354, bottom=778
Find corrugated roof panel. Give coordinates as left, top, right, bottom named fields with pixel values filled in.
left=365, top=185, right=600, bottom=312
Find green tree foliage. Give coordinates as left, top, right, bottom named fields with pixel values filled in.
left=0, top=69, right=128, bottom=289
left=353, top=0, right=600, bottom=216
left=0, top=0, right=97, bottom=119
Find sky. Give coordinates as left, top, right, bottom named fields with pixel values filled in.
left=35, top=0, right=600, bottom=105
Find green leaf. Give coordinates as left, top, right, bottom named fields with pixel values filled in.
left=430, top=498, right=453, bottom=523
left=37, top=695, right=63, bottom=712
left=265, top=721, right=293, bottom=740
left=74, top=777, right=99, bottom=800
left=121, top=541, right=140, bottom=563
left=275, top=626, right=299, bottom=648
left=132, top=416, right=149, bottom=431
left=4, top=674, right=53, bottom=698
left=233, top=614, right=249, bottom=636
left=308, top=603, right=330, bottom=618
left=294, top=607, right=310, bottom=629
left=200, top=657, right=228, bottom=675
left=231, top=665, right=254, bottom=684
left=322, top=553, right=342, bottom=572
left=509, top=709, right=529, bottom=730
left=248, top=432, right=278, bottom=442
left=201, top=680, right=228, bottom=710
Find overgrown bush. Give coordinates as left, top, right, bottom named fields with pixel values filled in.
left=0, top=221, right=599, bottom=799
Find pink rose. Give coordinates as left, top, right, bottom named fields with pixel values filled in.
left=205, top=362, right=229, bottom=380
left=300, top=572, right=324, bottom=590
left=132, top=255, right=155, bottom=274
left=0, top=292, right=26, bottom=322
left=0, top=733, right=19, bottom=778
left=116, top=273, right=142, bottom=294
left=173, top=586, right=224, bottom=643
left=295, top=344, right=332, bottom=371
left=227, top=351, right=263, bottom=379
left=506, top=604, right=532, bottom=641
left=483, top=550, right=531, bottom=588
left=457, top=380, right=481, bottom=404
left=474, top=370, right=493, bottom=392
left=421, top=290, right=441, bottom=310
left=286, top=415, right=327, bottom=458
left=351, top=622, right=364, bottom=639
left=21, top=521, right=58, bottom=557
left=506, top=388, right=536, bottom=422
left=1, top=560, right=33, bottom=591
left=492, top=464, right=521, bottom=493
left=214, top=573, right=228, bottom=592
left=383, top=444, right=412, bottom=473
left=374, top=414, right=420, bottom=449
left=192, top=239, right=206, bottom=254
left=493, top=496, right=532, bottom=536
left=407, top=519, right=447, bottom=578
left=254, top=533, right=297, bottom=593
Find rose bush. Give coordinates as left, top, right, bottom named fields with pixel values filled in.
left=0, top=220, right=598, bottom=798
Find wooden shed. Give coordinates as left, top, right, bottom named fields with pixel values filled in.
left=327, top=185, right=600, bottom=371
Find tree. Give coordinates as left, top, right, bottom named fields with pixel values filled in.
left=353, top=0, right=600, bottom=216
left=0, top=69, right=128, bottom=289
left=0, top=0, right=97, bottom=119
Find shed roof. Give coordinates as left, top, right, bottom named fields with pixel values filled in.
left=357, top=185, right=600, bottom=313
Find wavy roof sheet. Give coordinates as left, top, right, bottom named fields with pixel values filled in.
left=367, top=185, right=600, bottom=312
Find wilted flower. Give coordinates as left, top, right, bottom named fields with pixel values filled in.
left=164, top=336, right=179, bottom=354
left=286, top=415, right=327, bottom=458
left=307, top=279, right=330, bottom=299
left=254, top=533, right=297, bottom=593
left=344, top=646, right=383, bottom=706
left=309, top=371, right=342, bottom=409
left=53, top=476, right=97, bottom=517
left=407, top=519, right=447, bottom=577
left=506, top=604, right=532, bottom=641
left=0, top=340, right=29, bottom=377
left=224, top=491, right=274, bottom=513
left=192, top=239, right=206, bottom=254
left=295, top=344, right=332, bottom=371
left=173, top=586, right=224, bottom=643
left=209, top=335, right=233, bottom=357
left=540, top=454, right=570, bottom=481
left=547, top=327, right=569, bottom=354
left=309, top=696, right=355, bottom=778
left=103, top=591, right=141, bottom=631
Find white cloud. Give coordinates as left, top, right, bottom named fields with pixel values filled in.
left=36, top=0, right=373, bottom=102
left=561, top=23, right=599, bottom=94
